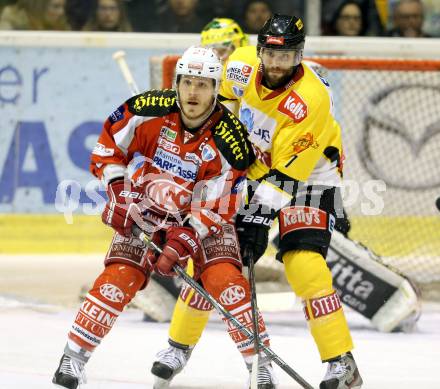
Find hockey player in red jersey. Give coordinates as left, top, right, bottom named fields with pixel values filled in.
left=52, top=46, right=277, bottom=389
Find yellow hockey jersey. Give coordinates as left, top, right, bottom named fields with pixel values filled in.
left=219, top=46, right=344, bottom=210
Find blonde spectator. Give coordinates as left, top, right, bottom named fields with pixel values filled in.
left=0, top=0, right=70, bottom=30
left=82, top=0, right=132, bottom=32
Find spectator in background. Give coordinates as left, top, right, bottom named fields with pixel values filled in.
left=271, top=0, right=305, bottom=21
left=151, top=0, right=206, bottom=33
left=421, top=0, right=440, bottom=37
left=82, top=0, right=132, bottom=32
left=197, top=0, right=235, bottom=21
left=325, top=1, right=367, bottom=36
left=387, top=0, right=431, bottom=36
left=322, top=0, right=384, bottom=36
left=123, top=0, right=164, bottom=32
left=0, top=0, right=70, bottom=30
left=0, top=0, right=15, bottom=16
left=242, top=0, right=273, bottom=34
left=65, top=0, right=93, bottom=30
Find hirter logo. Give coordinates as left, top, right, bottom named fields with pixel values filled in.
left=278, top=91, right=308, bottom=123
left=266, top=36, right=284, bottom=45
left=280, top=206, right=328, bottom=238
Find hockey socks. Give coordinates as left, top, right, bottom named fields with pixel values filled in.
left=283, top=250, right=353, bottom=360
left=68, top=264, right=145, bottom=354
left=200, top=263, right=270, bottom=356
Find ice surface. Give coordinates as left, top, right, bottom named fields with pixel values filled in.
left=1, top=300, right=439, bottom=389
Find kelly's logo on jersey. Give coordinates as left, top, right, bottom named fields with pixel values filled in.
left=292, top=132, right=319, bottom=154
left=278, top=91, right=308, bottom=123
left=279, top=206, right=329, bottom=238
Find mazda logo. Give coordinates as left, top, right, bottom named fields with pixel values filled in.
left=359, top=84, right=440, bottom=190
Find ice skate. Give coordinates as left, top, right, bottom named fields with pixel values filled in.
left=320, top=352, right=362, bottom=389
left=52, top=354, right=86, bottom=389
left=151, top=345, right=192, bottom=388
left=247, top=361, right=278, bottom=389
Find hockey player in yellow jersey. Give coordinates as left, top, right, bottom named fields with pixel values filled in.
left=152, top=15, right=363, bottom=389
left=200, top=17, right=249, bottom=62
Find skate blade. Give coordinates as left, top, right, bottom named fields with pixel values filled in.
left=153, top=377, right=171, bottom=389
left=250, top=354, right=258, bottom=389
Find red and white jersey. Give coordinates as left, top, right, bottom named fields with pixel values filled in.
left=90, top=89, right=250, bottom=239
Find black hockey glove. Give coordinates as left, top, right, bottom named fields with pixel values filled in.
left=236, top=205, right=275, bottom=266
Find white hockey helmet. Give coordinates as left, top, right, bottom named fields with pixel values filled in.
left=174, top=46, right=223, bottom=96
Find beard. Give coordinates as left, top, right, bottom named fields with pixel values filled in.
left=263, top=66, right=296, bottom=89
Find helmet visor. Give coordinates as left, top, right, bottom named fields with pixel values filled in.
left=259, top=47, right=303, bottom=67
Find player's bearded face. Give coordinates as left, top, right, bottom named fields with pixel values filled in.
left=178, top=75, right=216, bottom=120
left=260, top=48, right=300, bottom=89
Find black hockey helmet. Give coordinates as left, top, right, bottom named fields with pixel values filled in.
left=257, top=14, right=305, bottom=51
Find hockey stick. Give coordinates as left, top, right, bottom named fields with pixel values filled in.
left=245, top=248, right=259, bottom=389
left=112, top=50, right=140, bottom=95
left=132, top=225, right=315, bottom=389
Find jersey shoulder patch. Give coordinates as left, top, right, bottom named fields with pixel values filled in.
left=225, top=46, right=258, bottom=87
left=225, top=61, right=254, bottom=86
left=212, top=109, right=250, bottom=171
left=127, top=89, right=178, bottom=117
